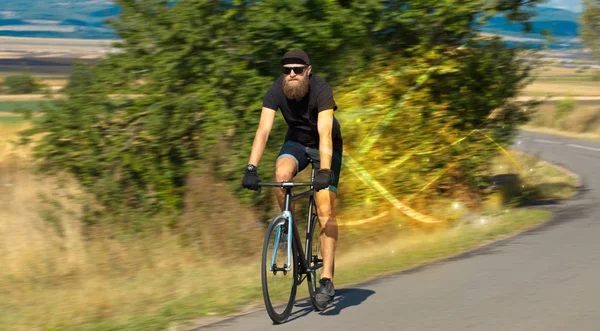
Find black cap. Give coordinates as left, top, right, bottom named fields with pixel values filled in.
left=281, top=49, right=310, bottom=65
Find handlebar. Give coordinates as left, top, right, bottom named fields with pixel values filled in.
left=258, top=182, right=313, bottom=188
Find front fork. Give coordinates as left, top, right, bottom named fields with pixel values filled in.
left=269, top=211, right=294, bottom=272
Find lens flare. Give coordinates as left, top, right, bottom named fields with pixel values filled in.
left=356, top=43, right=468, bottom=158
left=342, top=129, right=531, bottom=226
left=344, top=154, right=444, bottom=224
left=477, top=131, right=530, bottom=185
left=339, top=50, right=532, bottom=226
left=338, top=43, right=533, bottom=227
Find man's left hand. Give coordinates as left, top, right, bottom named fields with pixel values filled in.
left=313, top=169, right=334, bottom=191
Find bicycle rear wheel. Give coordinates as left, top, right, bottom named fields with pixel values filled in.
left=261, top=216, right=297, bottom=324
left=306, top=202, right=325, bottom=311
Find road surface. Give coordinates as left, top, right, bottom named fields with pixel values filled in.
left=198, top=131, right=600, bottom=331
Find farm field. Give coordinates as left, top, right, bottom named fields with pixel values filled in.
left=0, top=36, right=116, bottom=55
left=522, top=66, right=600, bottom=97
left=521, top=82, right=600, bottom=97
left=0, top=49, right=599, bottom=137
left=0, top=100, right=44, bottom=112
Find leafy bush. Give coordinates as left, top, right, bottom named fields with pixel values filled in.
left=20, top=0, right=544, bottom=231
left=1, top=74, right=41, bottom=94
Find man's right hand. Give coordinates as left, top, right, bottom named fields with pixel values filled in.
left=242, top=164, right=261, bottom=191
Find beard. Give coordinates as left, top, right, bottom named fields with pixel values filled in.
left=282, top=74, right=310, bottom=100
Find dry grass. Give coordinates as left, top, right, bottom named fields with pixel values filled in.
left=524, top=100, right=600, bottom=139
left=491, top=150, right=581, bottom=200
left=533, top=66, right=580, bottom=76
left=0, top=123, right=78, bottom=283
left=0, top=122, right=30, bottom=157
left=520, top=126, right=600, bottom=140
left=516, top=96, right=600, bottom=102
left=0, top=119, right=579, bottom=330
left=0, top=123, right=266, bottom=330
left=522, top=81, right=600, bottom=96
left=0, top=94, right=64, bottom=101
left=531, top=65, right=600, bottom=78
left=0, top=36, right=116, bottom=55
left=519, top=65, right=600, bottom=97
left=0, top=191, right=251, bottom=330
left=38, top=78, right=68, bottom=87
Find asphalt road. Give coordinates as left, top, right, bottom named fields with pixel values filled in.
left=198, top=131, right=600, bottom=331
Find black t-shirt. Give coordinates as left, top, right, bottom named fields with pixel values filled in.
left=263, top=74, right=343, bottom=150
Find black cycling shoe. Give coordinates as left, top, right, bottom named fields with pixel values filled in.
left=315, top=277, right=335, bottom=308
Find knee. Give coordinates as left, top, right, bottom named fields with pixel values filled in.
left=275, top=166, right=294, bottom=182
left=317, top=202, right=334, bottom=217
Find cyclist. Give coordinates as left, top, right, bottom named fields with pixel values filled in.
left=242, top=49, right=343, bottom=308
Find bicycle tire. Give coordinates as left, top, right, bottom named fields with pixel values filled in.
left=261, top=215, right=298, bottom=324
left=306, top=202, right=325, bottom=311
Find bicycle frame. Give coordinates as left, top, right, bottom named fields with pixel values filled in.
left=263, top=171, right=318, bottom=276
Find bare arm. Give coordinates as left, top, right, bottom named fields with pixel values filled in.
left=248, top=107, right=277, bottom=167
left=317, top=109, right=334, bottom=169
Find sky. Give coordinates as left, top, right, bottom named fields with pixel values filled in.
left=543, top=0, right=582, bottom=12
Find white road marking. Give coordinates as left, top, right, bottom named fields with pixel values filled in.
left=534, top=139, right=561, bottom=144
left=567, top=144, right=600, bottom=152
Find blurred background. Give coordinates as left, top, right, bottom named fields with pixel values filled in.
left=0, top=0, right=598, bottom=330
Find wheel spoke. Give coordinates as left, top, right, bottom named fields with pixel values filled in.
left=262, top=216, right=297, bottom=323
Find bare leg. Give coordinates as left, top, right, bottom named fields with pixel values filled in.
left=275, top=158, right=297, bottom=212
left=315, top=190, right=337, bottom=280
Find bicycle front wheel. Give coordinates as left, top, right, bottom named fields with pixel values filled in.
left=261, top=216, right=297, bottom=324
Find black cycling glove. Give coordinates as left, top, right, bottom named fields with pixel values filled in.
left=313, top=169, right=334, bottom=191
left=242, top=164, right=261, bottom=191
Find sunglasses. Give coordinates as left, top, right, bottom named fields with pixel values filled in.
left=282, top=66, right=307, bottom=75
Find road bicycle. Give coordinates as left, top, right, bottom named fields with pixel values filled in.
left=258, top=169, right=326, bottom=324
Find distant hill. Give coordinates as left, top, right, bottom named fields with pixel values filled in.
left=530, top=7, right=580, bottom=22
left=481, top=7, right=580, bottom=39
left=0, top=0, right=119, bottom=39
left=0, top=1, right=582, bottom=45
left=0, top=0, right=119, bottom=22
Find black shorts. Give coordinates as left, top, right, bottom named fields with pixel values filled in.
left=276, top=140, right=343, bottom=193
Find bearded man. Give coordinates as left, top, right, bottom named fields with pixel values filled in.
left=242, top=49, right=343, bottom=308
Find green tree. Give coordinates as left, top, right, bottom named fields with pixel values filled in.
left=21, top=0, right=545, bottom=230
left=580, top=0, right=600, bottom=59
left=2, top=74, right=41, bottom=94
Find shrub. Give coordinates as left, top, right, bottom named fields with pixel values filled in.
left=19, top=0, right=542, bottom=232
left=2, top=74, right=41, bottom=94
left=556, top=98, right=576, bottom=118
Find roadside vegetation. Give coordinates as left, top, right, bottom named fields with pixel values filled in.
left=0, top=0, right=592, bottom=330
left=515, top=62, right=600, bottom=140
left=0, top=120, right=579, bottom=330
left=520, top=69, right=600, bottom=139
